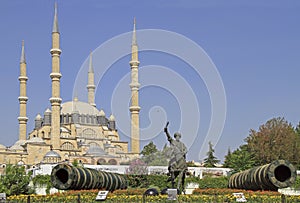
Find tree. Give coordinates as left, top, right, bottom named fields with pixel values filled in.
left=223, top=144, right=255, bottom=172
left=141, top=141, right=158, bottom=156
left=141, top=142, right=170, bottom=166
left=203, top=142, right=220, bottom=167
left=245, top=117, right=300, bottom=166
left=0, top=164, right=34, bottom=196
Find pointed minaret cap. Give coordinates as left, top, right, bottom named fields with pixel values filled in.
left=45, top=108, right=52, bottom=113
left=109, top=114, right=115, bottom=121
left=20, top=40, right=26, bottom=63
left=132, top=17, right=137, bottom=45
left=88, top=52, right=94, bottom=73
left=35, top=113, right=42, bottom=120
left=52, top=2, right=59, bottom=33
left=99, top=109, right=105, bottom=117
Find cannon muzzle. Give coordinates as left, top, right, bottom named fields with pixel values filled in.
left=228, top=160, right=296, bottom=191
left=51, top=164, right=128, bottom=191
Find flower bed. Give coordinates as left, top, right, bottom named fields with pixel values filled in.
left=7, top=188, right=300, bottom=202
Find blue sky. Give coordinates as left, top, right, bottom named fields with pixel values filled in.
left=0, top=1, right=300, bottom=162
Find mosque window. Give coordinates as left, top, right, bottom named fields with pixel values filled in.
left=97, top=158, right=106, bottom=165
left=61, top=142, right=75, bottom=150
left=89, top=142, right=99, bottom=147
left=82, top=128, right=96, bottom=139
left=108, top=159, right=117, bottom=165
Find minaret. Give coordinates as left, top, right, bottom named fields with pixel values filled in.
left=18, top=40, right=28, bottom=141
left=49, top=3, right=62, bottom=150
left=87, top=52, right=96, bottom=107
left=129, top=18, right=141, bottom=154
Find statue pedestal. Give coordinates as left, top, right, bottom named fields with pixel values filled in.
left=167, top=189, right=178, bottom=201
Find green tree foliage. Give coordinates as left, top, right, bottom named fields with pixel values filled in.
left=141, top=143, right=171, bottom=166
left=0, top=164, right=34, bottom=196
left=32, top=174, right=52, bottom=194
left=245, top=117, right=300, bottom=166
left=141, top=141, right=158, bottom=156
left=223, top=145, right=255, bottom=172
left=203, top=142, right=220, bottom=167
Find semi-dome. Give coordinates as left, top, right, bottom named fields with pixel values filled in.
left=85, top=146, right=107, bottom=156
left=61, top=101, right=99, bottom=116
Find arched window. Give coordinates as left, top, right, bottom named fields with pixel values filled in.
left=108, top=159, right=117, bottom=165
left=82, top=128, right=96, bottom=139
left=97, top=158, right=106, bottom=165
left=61, top=142, right=75, bottom=150
left=89, top=142, right=99, bottom=147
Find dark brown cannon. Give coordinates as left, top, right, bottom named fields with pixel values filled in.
left=51, top=164, right=128, bottom=191
left=228, top=160, right=296, bottom=191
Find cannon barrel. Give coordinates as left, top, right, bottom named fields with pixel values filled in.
left=51, top=164, right=128, bottom=191
left=228, top=160, right=296, bottom=191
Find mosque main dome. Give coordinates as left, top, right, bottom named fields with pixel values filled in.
left=61, top=101, right=99, bottom=116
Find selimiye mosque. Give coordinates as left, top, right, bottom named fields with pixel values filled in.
left=0, top=4, right=141, bottom=166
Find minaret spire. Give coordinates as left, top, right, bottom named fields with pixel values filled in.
left=18, top=40, right=28, bottom=141
left=20, top=40, right=26, bottom=63
left=129, top=18, right=140, bottom=154
left=50, top=3, right=62, bottom=150
left=87, top=52, right=96, bottom=107
left=52, top=2, right=59, bottom=33
left=132, top=17, right=137, bottom=45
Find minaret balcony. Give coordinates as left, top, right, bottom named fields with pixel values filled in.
left=18, top=116, right=28, bottom=122
left=129, top=106, right=141, bottom=112
left=18, top=96, right=28, bottom=102
left=50, top=72, right=62, bottom=79
left=49, top=97, right=62, bottom=104
left=86, top=84, right=96, bottom=89
left=129, top=60, right=140, bottom=67
left=18, top=76, right=28, bottom=81
left=130, top=83, right=140, bottom=89
left=50, top=48, right=62, bottom=55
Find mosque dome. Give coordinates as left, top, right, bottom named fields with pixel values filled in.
left=27, top=137, right=45, bottom=143
left=61, top=101, right=99, bottom=115
left=9, top=144, right=25, bottom=151
left=0, top=144, right=6, bottom=149
left=44, top=150, right=61, bottom=158
left=43, top=150, right=61, bottom=164
left=9, top=139, right=26, bottom=150
left=14, top=139, right=27, bottom=146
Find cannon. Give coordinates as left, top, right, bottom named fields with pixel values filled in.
left=51, top=164, right=128, bottom=191
left=228, top=160, right=296, bottom=191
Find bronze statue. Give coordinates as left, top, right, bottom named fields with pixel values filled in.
left=164, top=121, right=187, bottom=193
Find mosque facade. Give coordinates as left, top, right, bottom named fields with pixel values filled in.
left=0, top=4, right=140, bottom=167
